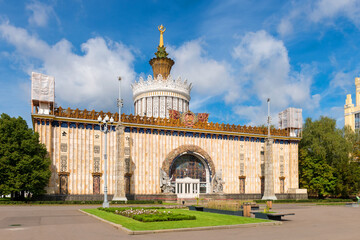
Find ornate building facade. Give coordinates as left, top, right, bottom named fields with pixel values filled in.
left=31, top=26, right=306, bottom=201
left=344, top=77, right=360, bottom=130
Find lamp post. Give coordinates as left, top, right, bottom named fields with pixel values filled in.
left=262, top=98, right=277, bottom=200
left=117, top=77, right=123, bottom=117
left=267, top=98, right=271, bottom=137
left=98, top=114, right=114, bottom=208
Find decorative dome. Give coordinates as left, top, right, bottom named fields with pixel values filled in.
left=131, top=25, right=192, bottom=118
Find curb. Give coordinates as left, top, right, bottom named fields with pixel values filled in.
left=79, top=209, right=282, bottom=235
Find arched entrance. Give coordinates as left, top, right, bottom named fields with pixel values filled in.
left=162, top=145, right=215, bottom=178
left=170, top=153, right=210, bottom=195
left=162, top=145, right=214, bottom=197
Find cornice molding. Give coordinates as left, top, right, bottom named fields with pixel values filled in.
left=32, top=107, right=301, bottom=140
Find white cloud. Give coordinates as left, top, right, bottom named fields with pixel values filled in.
left=166, top=31, right=318, bottom=126
left=26, top=1, right=55, bottom=27
left=277, top=18, right=293, bottom=36
left=310, top=0, right=360, bottom=24
left=329, top=71, right=355, bottom=91
left=232, top=30, right=318, bottom=125
left=168, top=40, right=236, bottom=107
left=0, top=21, right=136, bottom=111
left=0, top=22, right=319, bottom=126
left=277, top=0, right=360, bottom=36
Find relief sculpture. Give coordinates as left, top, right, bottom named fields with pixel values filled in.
left=160, top=169, right=175, bottom=193
left=212, top=170, right=224, bottom=193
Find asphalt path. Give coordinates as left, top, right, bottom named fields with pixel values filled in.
left=0, top=204, right=359, bottom=240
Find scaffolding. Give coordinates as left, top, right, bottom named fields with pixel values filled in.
left=278, top=108, right=302, bottom=137
left=31, top=72, right=55, bottom=115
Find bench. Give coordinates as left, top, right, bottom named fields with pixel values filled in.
left=266, top=212, right=295, bottom=221
left=242, top=203, right=260, bottom=210
left=251, top=211, right=295, bottom=221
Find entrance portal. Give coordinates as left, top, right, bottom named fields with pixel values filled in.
left=175, top=177, right=200, bottom=198
left=170, top=153, right=210, bottom=197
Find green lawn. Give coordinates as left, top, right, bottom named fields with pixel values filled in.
left=316, top=203, right=348, bottom=206
left=83, top=208, right=270, bottom=231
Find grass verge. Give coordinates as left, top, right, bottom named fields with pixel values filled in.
left=316, top=203, right=349, bottom=206
left=255, top=199, right=355, bottom=204
left=83, top=208, right=270, bottom=231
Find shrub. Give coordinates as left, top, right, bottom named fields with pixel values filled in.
left=132, top=213, right=195, bottom=222
left=111, top=200, right=163, bottom=204
left=98, top=207, right=165, bottom=213
left=98, top=207, right=196, bottom=222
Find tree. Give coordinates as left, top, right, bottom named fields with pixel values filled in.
left=0, top=113, right=51, bottom=200
left=299, top=148, right=336, bottom=197
left=299, top=117, right=360, bottom=198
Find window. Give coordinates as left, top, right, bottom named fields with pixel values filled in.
left=356, top=113, right=360, bottom=129
left=260, top=151, right=265, bottom=176
left=280, top=178, right=285, bottom=194
left=261, top=177, right=265, bottom=195
left=170, top=155, right=206, bottom=182
left=125, top=176, right=131, bottom=194
left=93, top=175, right=100, bottom=194
left=170, top=154, right=208, bottom=193
left=239, top=178, right=245, bottom=194
left=60, top=174, right=68, bottom=195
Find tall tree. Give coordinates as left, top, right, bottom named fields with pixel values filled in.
left=299, top=117, right=360, bottom=198
left=0, top=113, right=51, bottom=199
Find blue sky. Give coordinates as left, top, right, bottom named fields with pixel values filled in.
left=1, top=0, right=360, bottom=128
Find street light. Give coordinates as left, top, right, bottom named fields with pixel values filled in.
left=98, top=114, right=114, bottom=208
left=117, top=77, right=123, bottom=118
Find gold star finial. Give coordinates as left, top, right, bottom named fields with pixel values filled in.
left=158, top=25, right=166, bottom=47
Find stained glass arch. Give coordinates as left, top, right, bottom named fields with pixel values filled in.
left=170, top=154, right=207, bottom=182
left=162, top=145, right=215, bottom=179
left=169, top=153, right=211, bottom=193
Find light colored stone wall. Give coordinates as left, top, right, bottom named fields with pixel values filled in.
left=35, top=120, right=118, bottom=195
left=34, top=118, right=299, bottom=196
left=129, top=130, right=299, bottom=195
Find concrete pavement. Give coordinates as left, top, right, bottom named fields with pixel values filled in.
left=0, top=204, right=359, bottom=240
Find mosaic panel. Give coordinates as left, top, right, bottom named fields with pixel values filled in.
left=170, top=155, right=206, bottom=182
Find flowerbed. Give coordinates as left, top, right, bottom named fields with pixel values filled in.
left=99, top=207, right=196, bottom=222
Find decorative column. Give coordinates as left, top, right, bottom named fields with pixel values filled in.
left=262, top=138, right=277, bottom=200
left=262, top=98, right=277, bottom=200
left=112, top=124, right=127, bottom=201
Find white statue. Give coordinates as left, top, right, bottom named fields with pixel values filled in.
left=160, top=169, right=175, bottom=193
left=212, top=170, right=224, bottom=193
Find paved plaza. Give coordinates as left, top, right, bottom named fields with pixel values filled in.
left=0, top=204, right=359, bottom=240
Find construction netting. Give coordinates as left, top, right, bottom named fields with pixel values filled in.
left=31, top=72, right=55, bottom=102
left=278, top=108, right=302, bottom=129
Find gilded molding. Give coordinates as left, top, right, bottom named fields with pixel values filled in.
left=36, top=106, right=291, bottom=137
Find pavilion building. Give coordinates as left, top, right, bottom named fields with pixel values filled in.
left=31, top=26, right=307, bottom=201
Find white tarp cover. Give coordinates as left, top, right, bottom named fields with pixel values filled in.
left=31, top=72, right=55, bottom=102
left=278, top=107, right=302, bottom=129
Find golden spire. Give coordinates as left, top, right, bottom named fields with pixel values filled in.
left=150, top=25, right=174, bottom=79
left=158, top=24, right=166, bottom=47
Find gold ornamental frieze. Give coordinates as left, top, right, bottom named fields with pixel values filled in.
left=44, top=106, right=290, bottom=137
